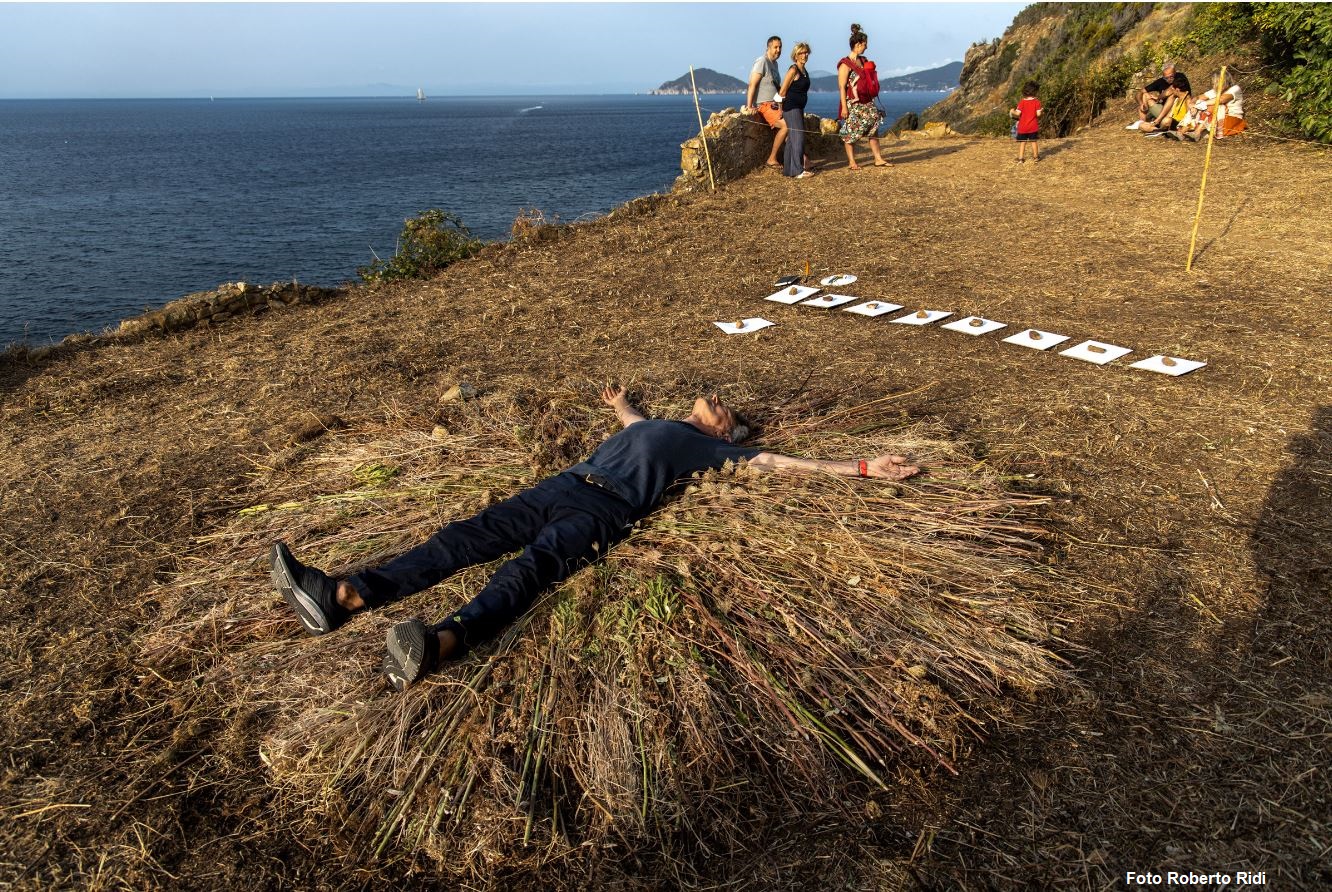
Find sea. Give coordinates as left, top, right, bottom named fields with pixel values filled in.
left=0, top=92, right=946, bottom=348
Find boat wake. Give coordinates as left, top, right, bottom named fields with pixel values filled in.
left=518, top=105, right=543, bottom=113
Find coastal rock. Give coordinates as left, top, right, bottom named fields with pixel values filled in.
left=892, top=112, right=921, bottom=134
left=107, top=281, right=343, bottom=343
left=440, top=383, right=478, bottom=403
left=900, top=122, right=962, bottom=139
left=674, top=109, right=840, bottom=192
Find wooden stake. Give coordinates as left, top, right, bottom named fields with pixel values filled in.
left=1187, top=66, right=1227, bottom=273
left=689, top=66, right=717, bottom=192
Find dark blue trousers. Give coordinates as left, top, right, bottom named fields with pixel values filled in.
left=346, top=473, right=633, bottom=650
left=782, top=107, right=806, bottom=177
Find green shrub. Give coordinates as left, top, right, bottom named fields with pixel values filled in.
left=1160, top=3, right=1332, bottom=143
left=974, top=108, right=1014, bottom=138
left=1252, top=3, right=1332, bottom=142
left=358, top=209, right=483, bottom=284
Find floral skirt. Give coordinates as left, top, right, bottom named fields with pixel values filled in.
left=839, top=101, right=883, bottom=142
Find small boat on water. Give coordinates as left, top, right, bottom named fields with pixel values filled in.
left=417, top=88, right=426, bottom=102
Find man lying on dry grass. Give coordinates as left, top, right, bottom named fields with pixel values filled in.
left=270, top=386, right=921, bottom=691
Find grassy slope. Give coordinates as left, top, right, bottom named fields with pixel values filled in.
left=2, top=114, right=1331, bottom=888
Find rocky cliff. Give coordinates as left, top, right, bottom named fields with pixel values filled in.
left=922, top=2, right=1196, bottom=137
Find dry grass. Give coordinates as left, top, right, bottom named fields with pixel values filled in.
left=120, top=384, right=1074, bottom=886
left=2, top=101, right=1331, bottom=889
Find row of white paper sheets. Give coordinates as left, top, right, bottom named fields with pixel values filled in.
left=743, top=278, right=1206, bottom=376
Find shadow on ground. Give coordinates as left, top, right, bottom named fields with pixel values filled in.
left=914, top=406, right=1332, bottom=889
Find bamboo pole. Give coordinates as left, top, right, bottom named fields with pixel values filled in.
left=1186, top=65, right=1227, bottom=273
left=689, top=66, right=717, bottom=192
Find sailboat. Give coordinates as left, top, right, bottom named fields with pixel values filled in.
left=417, top=88, right=426, bottom=102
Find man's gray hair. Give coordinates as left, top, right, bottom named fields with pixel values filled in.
left=728, top=412, right=752, bottom=444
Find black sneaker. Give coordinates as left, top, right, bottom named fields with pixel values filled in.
left=269, top=542, right=348, bottom=635
left=384, top=619, right=440, bottom=692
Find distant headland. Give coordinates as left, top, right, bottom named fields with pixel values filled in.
left=651, top=68, right=746, bottom=95
left=651, top=60, right=961, bottom=95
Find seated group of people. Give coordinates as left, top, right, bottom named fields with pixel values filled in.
left=1127, top=62, right=1246, bottom=142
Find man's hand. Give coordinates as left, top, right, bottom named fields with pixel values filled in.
left=602, top=384, right=646, bottom=429
left=866, top=454, right=920, bottom=481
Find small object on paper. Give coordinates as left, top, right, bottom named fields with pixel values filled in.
left=1002, top=328, right=1069, bottom=351
left=714, top=317, right=775, bottom=334
left=765, top=284, right=820, bottom=304
left=844, top=300, right=903, bottom=317
left=941, top=316, right=1007, bottom=336
left=890, top=309, right=952, bottom=326
left=801, top=292, right=859, bottom=308
left=1130, top=355, right=1206, bottom=376
left=1060, top=340, right=1132, bottom=365
left=820, top=273, right=858, bottom=287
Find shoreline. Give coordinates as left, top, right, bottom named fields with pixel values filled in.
left=2, top=92, right=949, bottom=351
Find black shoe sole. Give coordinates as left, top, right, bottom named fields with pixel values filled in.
left=270, top=542, right=333, bottom=636
left=385, top=620, right=429, bottom=692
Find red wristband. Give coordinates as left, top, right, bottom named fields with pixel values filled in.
left=858, top=460, right=868, bottom=478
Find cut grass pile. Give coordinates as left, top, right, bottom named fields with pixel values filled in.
left=130, top=382, right=1081, bottom=883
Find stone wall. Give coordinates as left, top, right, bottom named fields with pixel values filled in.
left=674, top=108, right=842, bottom=192
left=113, top=281, right=342, bottom=340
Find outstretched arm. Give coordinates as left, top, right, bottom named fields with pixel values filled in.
left=748, top=451, right=920, bottom=481
left=601, top=385, right=647, bottom=429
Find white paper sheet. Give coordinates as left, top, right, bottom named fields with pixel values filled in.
left=844, top=300, right=904, bottom=317
left=941, top=316, right=1007, bottom=336
left=1129, top=355, right=1207, bottom=376
left=820, top=274, right=858, bottom=287
left=1060, top=340, right=1132, bottom=365
left=765, top=284, right=821, bottom=304
left=713, top=317, right=775, bottom=334
left=889, top=309, right=953, bottom=326
left=1002, top=328, right=1070, bottom=351
left=801, top=293, right=860, bottom=309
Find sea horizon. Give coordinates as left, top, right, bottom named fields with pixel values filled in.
left=0, top=90, right=950, bottom=102
left=1, top=92, right=946, bottom=347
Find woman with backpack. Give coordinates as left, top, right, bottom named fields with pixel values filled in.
left=837, top=23, right=889, bottom=169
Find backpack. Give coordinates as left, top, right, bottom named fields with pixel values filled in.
left=840, top=56, right=880, bottom=100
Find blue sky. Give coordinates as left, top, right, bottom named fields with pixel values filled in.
left=0, top=2, right=1027, bottom=98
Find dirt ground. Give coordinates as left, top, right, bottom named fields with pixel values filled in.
left=2, top=113, right=1331, bottom=890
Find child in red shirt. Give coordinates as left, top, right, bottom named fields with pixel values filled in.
left=1010, top=80, right=1043, bottom=163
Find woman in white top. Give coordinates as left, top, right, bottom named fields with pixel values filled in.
left=1174, top=71, right=1244, bottom=142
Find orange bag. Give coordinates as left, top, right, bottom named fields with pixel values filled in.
left=1221, top=117, right=1247, bottom=137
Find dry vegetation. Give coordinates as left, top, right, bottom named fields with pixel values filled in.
left=2, top=108, right=1331, bottom=890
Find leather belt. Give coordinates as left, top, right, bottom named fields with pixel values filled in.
left=582, top=472, right=617, bottom=492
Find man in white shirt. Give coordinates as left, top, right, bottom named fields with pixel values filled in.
left=743, top=36, right=789, bottom=168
